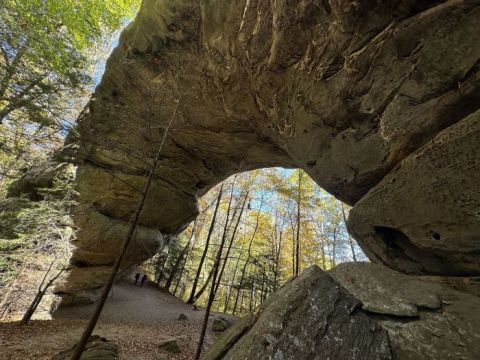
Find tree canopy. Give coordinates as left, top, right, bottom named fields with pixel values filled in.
left=151, top=168, right=367, bottom=315
left=0, top=0, right=140, bottom=193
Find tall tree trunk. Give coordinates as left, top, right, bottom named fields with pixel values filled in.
left=173, top=262, right=185, bottom=296
left=191, top=182, right=235, bottom=303
left=259, top=269, right=266, bottom=305
left=232, top=195, right=264, bottom=313
left=341, top=204, right=357, bottom=262
left=332, top=226, right=338, bottom=268
left=239, top=289, right=245, bottom=314
left=21, top=262, right=64, bottom=325
left=214, top=191, right=248, bottom=294
left=273, top=229, right=283, bottom=292
left=165, top=223, right=196, bottom=291
left=194, top=199, right=231, bottom=360
left=224, top=233, right=246, bottom=313
left=321, top=241, right=326, bottom=269
left=290, top=212, right=296, bottom=276
left=320, top=220, right=327, bottom=269
left=187, top=185, right=223, bottom=304
left=173, top=223, right=200, bottom=296
left=249, top=284, right=255, bottom=312
left=71, top=93, right=178, bottom=360
left=156, top=248, right=170, bottom=285
left=295, top=170, right=302, bottom=276
left=192, top=266, right=215, bottom=303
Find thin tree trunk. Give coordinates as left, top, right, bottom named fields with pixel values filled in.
left=232, top=195, right=264, bottom=313
left=291, top=217, right=296, bottom=276
left=191, top=182, right=234, bottom=303
left=21, top=262, right=65, bottom=325
left=173, top=262, right=186, bottom=297
left=70, top=93, right=179, bottom=360
left=187, top=185, right=223, bottom=304
left=320, top=219, right=327, bottom=269
left=156, top=249, right=170, bottom=285
left=173, top=223, right=199, bottom=296
left=273, top=229, right=283, bottom=292
left=239, top=289, right=245, bottom=314
left=295, top=170, right=302, bottom=276
left=259, top=269, right=266, bottom=304
left=341, top=204, right=357, bottom=262
left=249, top=284, right=255, bottom=312
left=191, top=266, right=215, bottom=304
left=321, top=240, right=326, bottom=269
left=214, top=191, right=248, bottom=294
left=194, top=200, right=231, bottom=360
left=165, top=223, right=196, bottom=291
left=332, top=226, right=338, bottom=268
left=224, top=234, right=246, bottom=313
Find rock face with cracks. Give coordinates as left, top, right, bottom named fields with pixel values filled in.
left=203, top=263, right=480, bottom=360
left=51, top=0, right=480, bottom=301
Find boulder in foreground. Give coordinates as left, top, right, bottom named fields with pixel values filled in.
left=204, top=263, right=480, bottom=360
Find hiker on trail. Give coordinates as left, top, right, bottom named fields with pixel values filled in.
left=134, top=273, right=140, bottom=285
left=141, top=274, right=148, bottom=287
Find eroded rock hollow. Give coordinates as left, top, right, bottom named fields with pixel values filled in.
left=49, top=0, right=480, bottom=308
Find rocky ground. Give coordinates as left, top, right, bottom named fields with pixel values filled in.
left=0, top=282, right=234, bottom=359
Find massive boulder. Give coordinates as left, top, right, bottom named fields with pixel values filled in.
left=348, top=110, right=480, bottom=275
left=204, top=263, right=480, bottom=360
left=56, top=0, right=480, bottom=300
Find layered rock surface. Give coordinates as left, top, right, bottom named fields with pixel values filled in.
left=52, top=0, right=480, bottom=299
left=349, top=109, right=480, bottom=275
left=204, top=263, right=480, bottom=360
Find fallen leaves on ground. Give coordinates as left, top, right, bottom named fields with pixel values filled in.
left=0, top=318, right=220, bottom=360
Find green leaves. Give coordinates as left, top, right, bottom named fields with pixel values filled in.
left=0, top=0, right=139, bottom=190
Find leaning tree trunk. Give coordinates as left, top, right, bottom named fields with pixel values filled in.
left=70, top=94, right=179, bottom=360
left=165, top=222, right=196, bottom=292
left=21, top=262, right=65, bottom=325
left=214, top=190, right=248, bottom=294
left=224, top=235, right=246, bottom=313
left=190, top=183, right=234, bottom=304
left=194, top=195, right=231, bottom=360
left=187, top=186, right=223, bottom=304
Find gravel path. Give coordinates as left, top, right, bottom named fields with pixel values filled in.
left=54, top=282, right=209, bottom=324
left=0, top=282, right=236, bottom=359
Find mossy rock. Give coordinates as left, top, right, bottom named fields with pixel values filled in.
left=158, top=338, right=181, bottom=354
left=212, top=316, right=232, bottom=332
left=53, top=335, right=118, bottom=360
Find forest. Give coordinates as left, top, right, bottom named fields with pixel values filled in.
left=150, top=169, right=365, bottom=314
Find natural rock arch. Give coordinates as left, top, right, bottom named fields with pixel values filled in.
left=55, top=0, right=480, bottom=302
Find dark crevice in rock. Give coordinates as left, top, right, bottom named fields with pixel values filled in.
left=72, top=260, right=89, bottom=268
left=374, top=226, right=480, bottom=276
